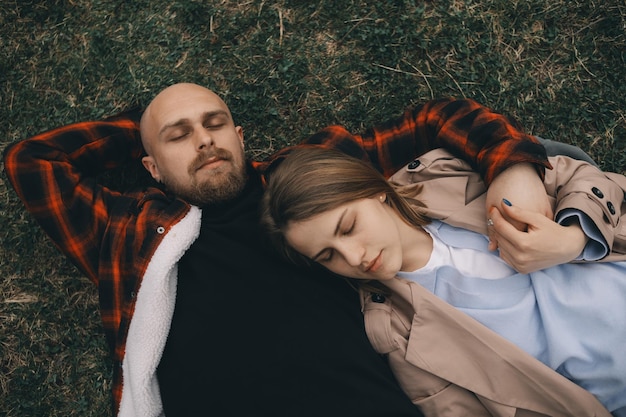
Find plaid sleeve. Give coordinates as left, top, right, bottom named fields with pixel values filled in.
left=3, top=110, right=143, bottom=283
left=259, top=98, right=551, bottom=185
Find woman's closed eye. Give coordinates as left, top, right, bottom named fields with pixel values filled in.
left=316, top=249, right=334, bottom=264
left=317, top=220, right=356, bottom=263
left=342, top=219, right=356, bottom=235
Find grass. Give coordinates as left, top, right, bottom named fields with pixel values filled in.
left=1, top=0, right=625, bottom=415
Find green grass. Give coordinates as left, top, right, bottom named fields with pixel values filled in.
left=1, top=1, right=625, bottom=415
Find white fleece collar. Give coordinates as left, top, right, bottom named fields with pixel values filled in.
left=118, top=206, right=202, bottom=417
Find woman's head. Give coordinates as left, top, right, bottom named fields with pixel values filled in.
left=262, top=147, right=429, bottom=280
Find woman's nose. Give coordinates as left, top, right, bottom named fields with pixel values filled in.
left=339, top=242, right=364, bottom=267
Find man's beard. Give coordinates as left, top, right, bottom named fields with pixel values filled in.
left=162, top=147, right=248, bottom=207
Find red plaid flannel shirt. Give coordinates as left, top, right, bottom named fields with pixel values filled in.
left=3, top=97, right=549, bottom=414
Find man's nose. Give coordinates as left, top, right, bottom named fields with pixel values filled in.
left=195, top=128, right=214, bottom=150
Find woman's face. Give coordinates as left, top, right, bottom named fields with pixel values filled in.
left=284, top=196, right=407, bottom=280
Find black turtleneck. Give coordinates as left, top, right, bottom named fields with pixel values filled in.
left=157, top=165, right=423, bottom=417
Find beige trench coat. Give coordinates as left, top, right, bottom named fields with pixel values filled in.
left=359, top=149, right=626, bottom=416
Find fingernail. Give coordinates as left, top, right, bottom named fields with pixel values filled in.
left=502, top=198, right=512, bottom=206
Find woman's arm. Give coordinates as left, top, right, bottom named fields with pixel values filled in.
left=488, top=155, right=626, bottom=272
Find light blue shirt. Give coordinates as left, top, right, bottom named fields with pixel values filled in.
left=397, top=221, right=626, bottom=414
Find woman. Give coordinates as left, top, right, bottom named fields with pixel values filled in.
left=262, top=147, right=626, bottom=417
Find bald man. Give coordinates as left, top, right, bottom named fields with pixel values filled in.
left=140, top=84, right=248, bottom=205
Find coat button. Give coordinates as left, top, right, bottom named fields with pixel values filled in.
left=157, top=226, right=165, bottom=234
left=371, top=293, right=386, bottom=303
left=407, top=160, right=421, bottom=169
left=607, top=201, right=616, bottom=215
left=592, top=187, right=604, bottom=198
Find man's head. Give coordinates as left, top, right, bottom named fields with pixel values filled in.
left=140, top=83, right=247, bottom=206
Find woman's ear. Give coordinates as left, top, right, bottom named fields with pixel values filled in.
left=142, top=156, right=161, bottom=182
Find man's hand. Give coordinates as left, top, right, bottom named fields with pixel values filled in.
left=488, top=201, right=588, bottom=273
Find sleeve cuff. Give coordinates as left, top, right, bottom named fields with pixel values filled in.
left=556, top=209, right=609, bottom=261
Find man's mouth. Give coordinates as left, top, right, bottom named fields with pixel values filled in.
left=193, top=152, right=232, bottom=173
left=197, top=156, right=225, bottom=171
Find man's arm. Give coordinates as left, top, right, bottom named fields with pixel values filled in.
left=298, top=97, right=551, bottom=182
left=3, top=110, right=143, bottom=283
left=260, top=97, right=553, bottom=231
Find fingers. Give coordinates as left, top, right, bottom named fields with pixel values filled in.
left=499, top=199, right=550, bottom=233
left=488, top=208, right=531, bottom=271
left=489, top=205, right=520, bottom=238
left=487, top=201, right=532, bottom=253
left=487, top=198, right=548, bottom=253
left=487, top=208, right=500, bottom=251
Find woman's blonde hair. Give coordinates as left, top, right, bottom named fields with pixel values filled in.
left=262, top=147, right=430, bottom=271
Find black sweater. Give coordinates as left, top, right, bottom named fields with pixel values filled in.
left=158, top=168, right=423, bottom=417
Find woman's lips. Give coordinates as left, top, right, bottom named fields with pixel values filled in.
left=365, top=252, right=383, bottom=273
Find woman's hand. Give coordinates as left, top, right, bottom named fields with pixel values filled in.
left=488, top=201, right=588, bottom=273
left=485, top=162, right=553, bottom=233
left=485, top=162, right=587, bottom=272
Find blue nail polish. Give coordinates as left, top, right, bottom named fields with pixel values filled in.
left=502, top=198, right=512, bottom=206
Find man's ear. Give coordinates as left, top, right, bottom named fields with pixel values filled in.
left=236, top=125, right=244, bottom=149
left=142, top=156, right=161, bottom=182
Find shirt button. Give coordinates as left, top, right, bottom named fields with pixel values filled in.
left=408, top=160, right=421, bottom=170
left=592, top=187, right=604, bottom=198
left=156, top=226, right=165, bottom=234
left=371, top=293, right=386, bottom=303
left=607, top=201, right=616, bottom=215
